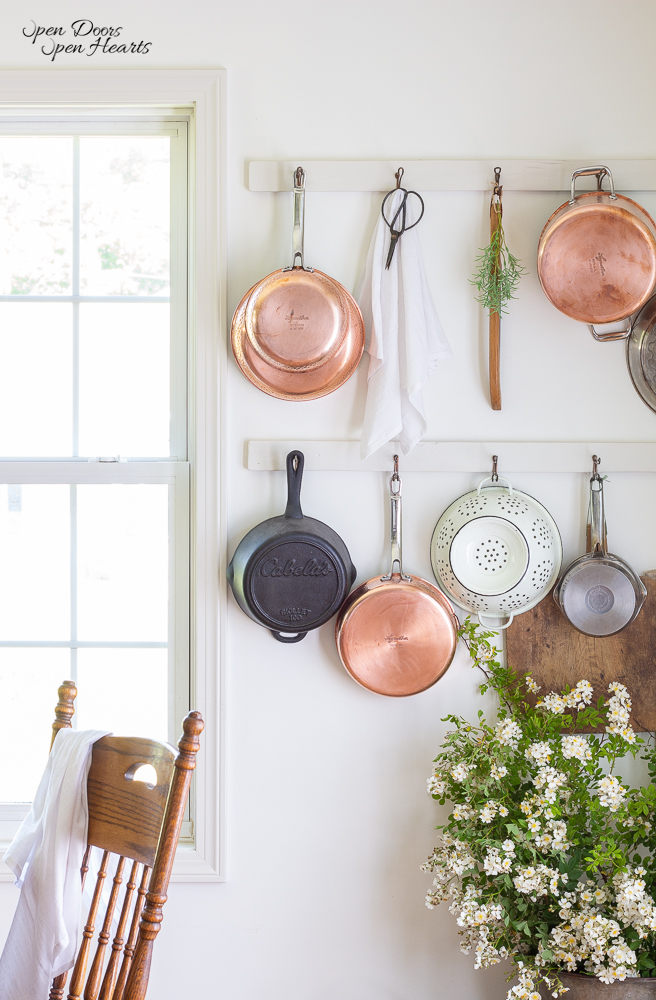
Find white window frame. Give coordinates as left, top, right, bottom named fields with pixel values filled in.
left=0, top=70, right=226, bottom=883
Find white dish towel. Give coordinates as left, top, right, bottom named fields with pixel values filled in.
left=357, top=190, right=453, bottom=459
left=0, top=727, right=110, bottom=1000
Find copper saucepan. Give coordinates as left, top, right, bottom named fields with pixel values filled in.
left=335, top=458, right=459, bottom=697
left=537, top=165, right=656, bottom=341
left=231, top=167, right=365, bottom=401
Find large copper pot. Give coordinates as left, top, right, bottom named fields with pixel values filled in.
left=231, top=168, right=365, bottom=400
left=537, top=165, right=656, bottom=341
left=335, top=459, right=459, bottom=697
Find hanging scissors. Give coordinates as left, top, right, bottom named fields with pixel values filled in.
left=380, top=167, right=425, bottom=269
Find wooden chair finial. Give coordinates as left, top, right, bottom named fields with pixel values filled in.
left=51, top=680, right=77, bottom=751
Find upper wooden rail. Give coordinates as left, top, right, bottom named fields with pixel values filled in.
left=248, top=159, right=656, bottom=193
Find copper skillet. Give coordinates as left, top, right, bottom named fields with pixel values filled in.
left=335, top=458, right=459, bottom=697
left=231, top=167, right=365, bottom=401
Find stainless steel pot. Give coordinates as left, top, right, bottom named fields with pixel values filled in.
left=626, top=292, right=656, bottom=414
left=553, top=457, right=646, bottom=636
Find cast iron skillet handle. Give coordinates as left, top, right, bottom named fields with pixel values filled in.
left=270, top=630, right=308, bottom=643
left=284, top=451, right=304, bottom=519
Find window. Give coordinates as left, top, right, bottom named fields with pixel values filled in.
left=0, top=72, right=224, bottom=881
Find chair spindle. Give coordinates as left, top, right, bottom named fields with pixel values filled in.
left=112, top=866, right=151, bottom=1000
left=67, top=851, right=110, bottom=1000
left=98, top=859, right=140, bottom=1000
left=84, top=855, right=126, bottom=1000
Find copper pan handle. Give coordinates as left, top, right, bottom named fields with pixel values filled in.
left=284, top=167, right=314, bottom=273
left=570, top=165, right=616, bottom=204
left=381, top=456, right=411, bottom=582
left=588, top=319, right=632, bottom=342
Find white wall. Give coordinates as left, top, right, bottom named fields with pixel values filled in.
left=2, top=2, right=656, bottom=997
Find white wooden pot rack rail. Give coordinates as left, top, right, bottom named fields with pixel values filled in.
left=248, top=160, right=656, bottom=193
left=247, top=442, right=656, bottom=474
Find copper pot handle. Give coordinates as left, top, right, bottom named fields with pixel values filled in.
left=381, top=456, right=411, bottom=582
left=569, top=165, right=616, bottom=205
left=588, top=319, right=632, bottom=342
left=283, top=167, right=314, bottom=273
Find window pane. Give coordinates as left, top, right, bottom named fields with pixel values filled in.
left=0, top=303, right=72, bottom=456
left=79, top=137, right=170, bottom=296
left=77, top=648, right=168, bottom=742
left=0, top=649, right=71, bottom=801
left=0, top=137, right=72, bottom=296
left=77, top=484, right=168, bottom=641
left=0, top=484, right=70, bottom=640
left=79, top=303, right=170, bottom=457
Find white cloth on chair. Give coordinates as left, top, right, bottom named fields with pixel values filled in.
left=0, top=727, right=110, bottom=1000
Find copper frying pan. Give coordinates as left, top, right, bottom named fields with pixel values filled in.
left=335, top=458, right=459, bottom=697
left=231, top=168, right=365, bottom=400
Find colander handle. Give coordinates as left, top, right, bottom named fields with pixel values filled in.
left=477, top=611, right=514, bottom=630
left=477, top=475, right=513, bottom=495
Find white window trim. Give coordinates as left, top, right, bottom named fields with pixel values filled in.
left=0, top=70, right=226, bottom=883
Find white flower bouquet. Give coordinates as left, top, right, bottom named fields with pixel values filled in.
left=423, top=620, right=656, bottom=998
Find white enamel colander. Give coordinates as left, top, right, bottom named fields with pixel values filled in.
left=430, top=474, right=562, bottom=628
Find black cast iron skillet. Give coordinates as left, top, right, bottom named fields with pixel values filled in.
left=228, top=451, right=356, bottom=642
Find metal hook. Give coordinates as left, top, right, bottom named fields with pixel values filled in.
left=294, top=166, right=305, bottom=188
left=491, top=455, right=499, bottom=482
left=592, top=455, right=601, bottom=480
left=390, top=454, right=401, bottom=495
left=395, top=167, right=404, bottom=189
left=493, top=166, right=502, bottom=196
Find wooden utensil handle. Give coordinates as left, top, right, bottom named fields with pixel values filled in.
left=489, top=199, right=502, bottom=411
left=489, top=310, right=501, bottom=410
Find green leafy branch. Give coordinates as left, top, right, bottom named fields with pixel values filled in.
left=471, top=217, right=526, bottom=316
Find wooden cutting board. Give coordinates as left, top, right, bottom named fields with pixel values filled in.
left=506, top=572, right=656, bottom=731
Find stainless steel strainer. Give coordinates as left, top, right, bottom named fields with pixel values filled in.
left=431, top=461, right=562, bottom=628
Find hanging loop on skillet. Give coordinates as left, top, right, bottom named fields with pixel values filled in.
left=271, top=630, right=308, bottom=643
left=283, top=167, right=314, bottom=273
left=381, top=455, right=411, bottom=582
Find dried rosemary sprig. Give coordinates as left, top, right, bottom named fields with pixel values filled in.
left=470, top=220, right=526, bottom=316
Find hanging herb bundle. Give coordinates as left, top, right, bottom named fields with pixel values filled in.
left=471, top=171, right=526, bottom=316
left=471, top=220, right=525, bottom=315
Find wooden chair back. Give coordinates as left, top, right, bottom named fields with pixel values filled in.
left=47, top=680, right=203, bottom=1000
